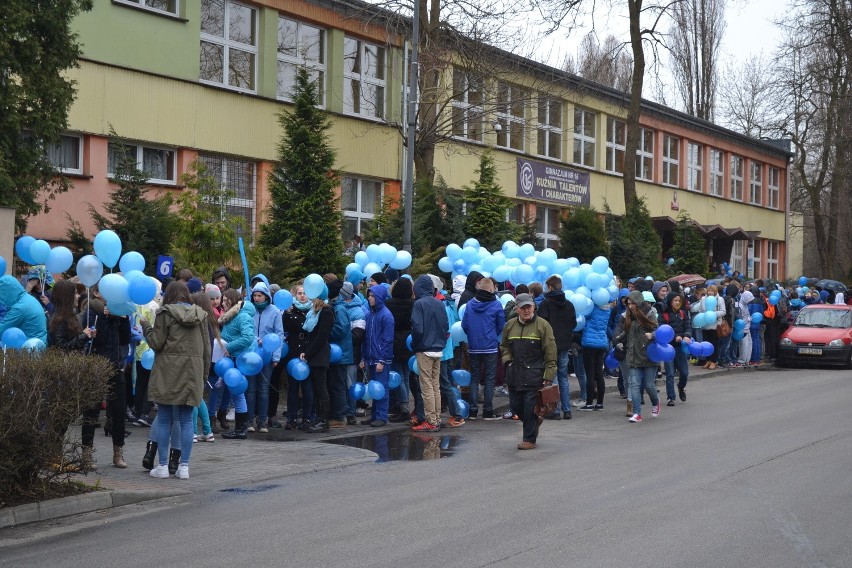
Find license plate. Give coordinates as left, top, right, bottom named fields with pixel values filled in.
left=797, top=347, right=823, bottom=355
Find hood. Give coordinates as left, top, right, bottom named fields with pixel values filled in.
left=452, top=275, right=466, bottom=296
left=211, top=266, right=231, bottom=286
left=251, top=281, right=271, bottom=302
left=391, top=276, right=413, bottom=299
left=368, top=284, right=388, bottom=310
left=250, top=273, right=270, bottom=288
left=652, top=281, right=669, bottom=299
left=163, top=303, right=208, bottom=327
left=346, top=270, right=366, bottom=285
left=627, top=290, right=646, bottom=306
left=464, top=271, right=484, bottom=293
left=414, top=275, right=435, bottom=299
left=741, top=291, right=754, bottom=304
left=0, top=275, right=26, bottom=307
left=665, top=291, right=684, bottom=312
left=725, top=283, right=740, bottom=299
left=469, top=292, right=497, bottom=313
left=544, top=289, right=567, bottom=304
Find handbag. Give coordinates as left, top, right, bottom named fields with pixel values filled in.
left=535, top=383, right=560, bottom=417
left=716, top=318, right=732, bottom=337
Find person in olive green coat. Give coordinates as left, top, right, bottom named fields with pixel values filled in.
left=140, top=281, right=211, bottom=480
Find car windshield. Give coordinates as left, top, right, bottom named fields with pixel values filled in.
left=795, top=309, right=852, bottom=328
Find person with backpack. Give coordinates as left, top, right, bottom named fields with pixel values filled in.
left=658, top=292, right=691, bottom=405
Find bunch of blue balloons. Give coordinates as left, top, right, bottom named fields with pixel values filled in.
left=345, top=242, right=413, bottom=284
left=450, top=369, right=472, bottom=418
left=732, top=318, right=747, bottom=341
left=348, top=379, right=387, bottom=403
left=646, top=324, right=676, bottom=363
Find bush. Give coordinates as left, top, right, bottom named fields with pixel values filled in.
left=0, top=349, right=112, bottom=503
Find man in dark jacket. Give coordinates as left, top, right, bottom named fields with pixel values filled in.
left=537, top=275, right=576, bottom=419
left=461, top=277, right=505, bottom=419
left=658, top=292, right=691, bottom=405
left=360, top=285, right=395, bottom=426
left=411, top=275, right=449, bottom=431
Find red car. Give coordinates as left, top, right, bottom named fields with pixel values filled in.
left=776, top=304, right=852, bottom=369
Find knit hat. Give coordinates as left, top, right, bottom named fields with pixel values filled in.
left=187, top=277, right=203, bottom=294
left=383, top=267, right=400, bottom=283
left=340, top=281, right=355, bottom=301
left=370, top=272, right=386, bottom=285
left=327, top=279, right=343, bottom=300
left=205, top=284, right=221, bottom=299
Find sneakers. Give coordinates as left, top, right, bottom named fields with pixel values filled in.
left=447, top=417, right=465, bottom=428
left=563, top=411, right=572, bottom=420
left=628, top=414, right=642, bottom=423
left=502, top=410, right=518, bottom=420
left=482, top=411, right=499, bottom=421
left=192, top=434, right=198, bottom=443
left=369, top=420, right=386, bottom=427
left=667, top=399, right=675, bottom=407
left=679, top=388, right=686, bottom=402
left=495, top=385, right=509, bottom=396
left=176, top=464, right=189, bottom=479
left=246, top=424, right=256, bottom=433
left=593, top=404, right=604, bottom=411
left=572, top=399, right=585, bottom=408
left=259, top=425, right=269, bottom=433
left=517, top=441, right=536, bottom=450
left=346, top=416, right=357, bottom=426
left=199, top=433, right=215, bottom=442
left=652, top=402, right=661, bottom=417
left=329, top=419, right=346, bottom=429
left=355, top=408, right=367, bottom=417
left=135, top=416, right=151, bottom=427
left=579, top=404, right=595, bottom=411
left=284, top=420, right=298, bottom=430
left=412, top=421, right=439, bottom=432
left=268, top=419, right=283, bottom=429
left=149, top=464, right=169, bottom=478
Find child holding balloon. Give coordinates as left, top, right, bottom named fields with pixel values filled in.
left=219, top=289, right=256, bottom=440
left=658, top=292, right=692, bottom=405
left=360, top=285, right=395, bottom=426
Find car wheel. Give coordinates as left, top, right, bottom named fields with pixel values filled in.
left=775, top=358, right=787, bottom=369
left=844, top=352, right=852, bottom=371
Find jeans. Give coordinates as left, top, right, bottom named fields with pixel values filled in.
left=369, top=364, right=390, bottom=422
left=663, top=349, right=689, bottom=400
left=155, top=404, right=194, bottom=466
left=629, top=366, right=659, bottom=418
left=439, top=360, right=460, bottom=418
left=148, top=412, right=181, bottom=448
left=328, top=364, right=351, bottom=420
left=246, top=362, right=272, bottom=426
left=345, top=364, right=357, bottom=417
left=468, top=352, right=498, bottom=416
left=191, top=400, right=212, bottom=436
left=718, top=334, right=733, bottom=365
left=571, top=351, right=587, bottom=402
left=509, top=388, right=539, bottom=443
left=749, top=328, right=762, bottom=363
left=555, top=350, right=571, bottom=413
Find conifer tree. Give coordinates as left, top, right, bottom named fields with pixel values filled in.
left=412, top=176, right=464, bottom=255
left=558, top=206, right=610, bottom=262
left=260, top=68, right=344, bottom=275
left=463, top=151, right=517, bottom=251
left=365, top=194, right=404, bottom=248
left=668, top=212, right=709, bottom=275
left=607, top=197, right=664, bottom=278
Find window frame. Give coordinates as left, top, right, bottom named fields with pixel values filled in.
left=751, top=240, right=762, bottom=279
left=767, top=241, right=779, bottom=280
left=197, top=153, right=257, bottom=234
left=342, top=36, right=386, bottom=120
left=662, top=134, right=680, bottom=187
left=605, top=117, right=626, bottom=174
left=451, top=69, right=484, bottom=142
left=636, top=127, right=654, bottom=181
left=107, top=141, right=177, bottom=185
left=200, top=0, right=258, bottom=94
left=730, top=240, right=746, bottom=274
left=114, top=0, right=179, bottom=16
left=276, top=16, right=326, bottom=106
left=495, top=82, right=527, bottom=152
left=572, top=108, right=596, bottom=168
left=686, top=141, right=703, bottom=192
left=341, top=176, right=383, bottom=240
left=535, top=206, right=561, bottom=249
left=730, top=155, right=744, bottom=201
left=749, top=161, right=763, bottom=205
left=768, top=166, right=780, bottom=209
left=47, top=134, right=84, bottom=175
left=536, top=96, right=562, bottom=160
left=709, top=148, right=724, bottom=196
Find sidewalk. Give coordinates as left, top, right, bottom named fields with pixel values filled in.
left=0, top=362, right=762, bottom=529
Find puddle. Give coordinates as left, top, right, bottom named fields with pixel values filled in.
left=324, top=431, right=461, bottom=462
left=220, top=483, right=281, bottom=494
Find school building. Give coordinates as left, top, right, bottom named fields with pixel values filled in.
left=27, top=0, right=801, bottom=280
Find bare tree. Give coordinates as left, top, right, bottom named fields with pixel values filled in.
left=564, top=32, right=633, bottom=91
left=717, top=54, right=778, bottom=137
left=667, top=0, right=726, bottom=121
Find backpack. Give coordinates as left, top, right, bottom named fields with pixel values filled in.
left=662, top=310, right=686, bottom=324
left=763, top=302, right=776, bottom=319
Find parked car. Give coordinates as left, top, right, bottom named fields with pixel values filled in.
left=776, top=304, right=852, bottom=369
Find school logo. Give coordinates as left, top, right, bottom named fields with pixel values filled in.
left=519, top=161, right=534, bottom=195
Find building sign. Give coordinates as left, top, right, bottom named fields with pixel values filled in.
left=516, top=157, right=590, bottom=207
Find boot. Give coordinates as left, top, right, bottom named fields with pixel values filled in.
left=104, top=416, right=112, bottom=437
left=168, top=448, right=181, bottom=475
left=626, top=400, right=633, bottom=417
left=82, top=446, right=96, bottom=471
left=113, top=445, right=127, bottom=468
left=222, top=412, right=248, bottom=440
left=217, top=409, right=230, bottom=430
left=142, top=440, right=157, bottom=470
left=305, top=419, right=329, bottom=433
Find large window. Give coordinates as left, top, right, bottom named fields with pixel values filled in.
left=686, top=142, right=702, bottom=192
left=108, top=142, right=176, bottom=184
left=200, top=0, right=257, bottom=92
left=198, top=154, right=256, bottom=233
left=496, top=83, right=526, bottom=151
left=343, top=37, right=385, bottom=119
left=767, top=241, right=780, bottom=280
left=341, top=177, right=382, bottom=240
left=605, top=117, right=625, bottom=174
left=536, top=206, right=561, bottom=249
left=768, top=166, right=780, bottom=209
left=115, top=0, right=178, bottom=15
left=47, top=134, right=83, bottom=175
left=451, top=69, right=483, bottom=141
left=572, top=108, right=595, bottom=168
left=537, top=97, right=562, bottom=159
left=730, top=240, right=746, bottom=274
left=662, top=135, right=680, bottom=187
left=709, top=148, right=724, bottom=196
left=730, top=155, right=744, bottom=201
left=751, top=241, right=761, bottom=279
left=277, top=17, right=325, bottom=104
left=636, top=127, right=654, bottom=181
left=749, top=161, right=762, bottom=205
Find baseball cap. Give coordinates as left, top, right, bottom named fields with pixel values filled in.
left=515, top=293, right=535, bottom=308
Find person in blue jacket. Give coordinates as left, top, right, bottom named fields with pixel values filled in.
left=461, top=277, right=505, bottom=420
left=580, top=301, right=612, bottom=410
left=247, top=281, right=284, bottom=433
left=327, top=280, right=354, bottom=427
left=0, top=275, right=48, bottom=344
left=219, top=289, right=256, bottom=440
left=411, top=275, right=450, bottom=431
left=360, top=285, right=394, bottom=426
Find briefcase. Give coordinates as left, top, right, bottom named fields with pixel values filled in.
left=535, top=383, right=560, bottom=417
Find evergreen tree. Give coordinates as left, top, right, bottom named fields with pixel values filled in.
left=64, top=215, right=92, bottom=275
left=259, top=68, right=344, bottom=275
left=463, top=151, right=516, bottom=251
left=365, top=194, right=404, bottom=248
left=88, top=134, right=176, bottom=272
left=558, top=206, right=610, bottom=262
left=516, top=215, right=539, bottom=246
left=0, top=0, right=93, bottom=232
left=607, top=197, right=665, bottom=279
left=669, top=212, right=709, bottom=275
left=412, top=175, right=464, bottom=255
left=248, top=241, right=305, bottom=290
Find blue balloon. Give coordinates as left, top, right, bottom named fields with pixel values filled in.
left=390, top=250, right=412, bottom=270
left=699, top=341, right=715, bottom=357
left=141, top=349, right=155, bottom=370
left=692, top=312, right=706, bottom=328
left=408, top=355, right=419, bottom=375
left=28, top=239, right=51, bottom=265
left=647, top=342, right=663, bottom=363
left=354, top=250, right=369, bottom=268
left=438, top=256, right=454, bottom=273
left=15, top=236, right=36, bottom=264
left=591, top=256, right=609, bottom=274
left=273, top=290, right=293, bottom=311
left=450, top=386, right=462, bottom=401
left=463, top=238, right=480, bottom=250
left=128, top=275, right=157, bottom=305
left=456, top=399, right=470, bottom=419
left=450, top=321, right=467, bottom=343
left=236, top=351, right=264, bottom=376
left=461, top=246, right=478, bottom=264
left=768, top=295, right=779, bottom=306
left=732, top=330, right=744, bottom=341
left=21, top=338, right=46, bottom=353
left=255, top=345, right=273, bottom=365
left=286, top=358, right=310, bottom=381
left=563, top=268, right=581, bottom=289
left=0, top=255, right=5, bottom=276
left=406, top=334, right=413, bottom=351
left=223, top=368, right=248, bottom=395
left=605, top=350, right=619, bottom=370
left=452, top=369, right=471, bottom=387
left=98, top=274, right=130, bottom=305
left=512, top=264, right=535, bottom=286
left=688, top=341, right=704, bottom=357
left=733, top=319, right=746, bottom=330
left=45, top=246, right=74, bottom=274
left=107, top=301, right=136, bottom=316
left=366, top=244, right=383, bottom=263
left=214, top=357, right=234, bottom=378
left=657, top=343, right=676, bottom=362
left=367, top=380, right=386, bottom=400
left=124, top=269, right=145, bottom=283
left=279, top=343, right=289, bottom=360
left=573, top=314, right=586, bottom=331
left=492, top=265, right=512, bottom=283
left=349, top=382, right=366, bottom=401
left=388, top=371, right=402, bottom=388
left=656, top=324, right=675, bottom=344
left=704, top=296, right=718, bottom=312
left=681, top=341, right=691, bottom=354
left=93, top=229, right=122, bottom=269
left=119, top=251, right=146, bottom=273
left=304, top=273, right=324, bottom=299
left=798, top=276, right=808, bottom=286
left=591, top=287, right=611, bottom=306
left=751, top=312, right=763, bottom=324
left=329, top=343, right=343, bottom=363
left=262, top=333, right=282, bottom=354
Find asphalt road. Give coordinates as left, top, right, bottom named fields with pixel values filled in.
left=2, top=366, right=851, bottom=568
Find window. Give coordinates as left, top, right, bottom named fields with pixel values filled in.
left=451, top=69, right=483, bottom=141
left=768, top=167, right=780, bottom=209
left=767, top=241, right=780, bottom=280
left=107, top=142, right=176, bottom=184
left=749, top=161, right=762, bottom=205
left=200, top=0, right=257, bottom=92
left=730, top=155, right=744, bottom=201
left=686, top=142, right=702, bottom=192
left=605, top=117, right=625, bottom=174
left=343, top=37, right=385, bottom=119
left=536, top=206, right=561, bottom=249
left=709, top=148, right=724, bottom=196
left=730, top=240, right=746, bottom=274
left=198, top=154, right=256, bottom=233
left=115, top=0, right=178, bottom=15
left=495, top=83, right=526, bottom=151
left=662, top=135, right=680, bottom=187
left=277, top=17, right=325, bottom=104
left=47, top=134, right=82, bottom=174
left=572, top=108, right=595, bottom=168
left=636, top=127, right=654, bottom=181
left=341, top=177, right=382, bottom=240
left=751, top=240, right=761, bottom=279
left=537, top=97, right=562, bottom=159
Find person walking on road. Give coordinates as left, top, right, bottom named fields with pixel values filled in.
left=614, top=291, right=660, bottom=424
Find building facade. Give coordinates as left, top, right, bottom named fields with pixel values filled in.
left=28, top=0, right=800, bottom=280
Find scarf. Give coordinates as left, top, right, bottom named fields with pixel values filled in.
left=293, top=298, right=312, bottom=311
left=474, top=289, right=497, bottom=303
left=253, top=300, right=270, bottom=312
left=303, top=306, right=322, bottom=333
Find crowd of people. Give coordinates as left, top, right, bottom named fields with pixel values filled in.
left=2, top=255, right=849, bottom=475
